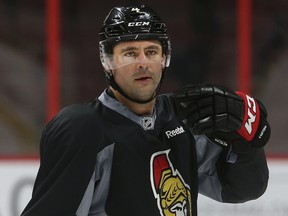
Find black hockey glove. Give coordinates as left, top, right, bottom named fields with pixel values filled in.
left=172, top=84, right=271, bottom=153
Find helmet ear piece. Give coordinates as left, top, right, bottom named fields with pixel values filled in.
left=101, top=56, right=112, bottom=71
left=100, top=41, right=114, bottom=71
left=163, top=40, right=171, bottom=68
left=161, top=55, right=167, bottom=69
left=165, top=52, right=171, bottom=68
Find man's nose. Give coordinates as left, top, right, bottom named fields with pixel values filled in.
left=137, top=51, right=149, bottom=62
left=136, top=51, right=149, bottom=69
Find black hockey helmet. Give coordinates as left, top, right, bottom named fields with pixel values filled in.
left=99, top=4, right=171, bottom=70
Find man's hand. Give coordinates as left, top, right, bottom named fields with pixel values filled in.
left=172, top=84, right=270, bottom=152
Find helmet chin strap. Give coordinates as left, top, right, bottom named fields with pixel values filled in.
left=105, top=70, right=165, bottom=104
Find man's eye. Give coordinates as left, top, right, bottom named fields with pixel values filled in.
left=146, top=50, right=158, bottom=56
left=124, top=52, right=136, bottom=57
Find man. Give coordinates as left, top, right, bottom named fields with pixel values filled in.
left=21, top=4, right=270, bottom=216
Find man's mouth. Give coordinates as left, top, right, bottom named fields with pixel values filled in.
left=136, top=77, right=151, bottom=81
left=135, top=76, right=151, bottom=81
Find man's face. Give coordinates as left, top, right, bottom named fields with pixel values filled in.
left=111, top=40, right=165, bottom=102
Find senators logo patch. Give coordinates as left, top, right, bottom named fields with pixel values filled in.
left=150, top=150, right=192, bottom=216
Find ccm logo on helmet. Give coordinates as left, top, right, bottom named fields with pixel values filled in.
left=244, top=95, right=257, bottom=134
left=128, top=22, right=150, bottom=27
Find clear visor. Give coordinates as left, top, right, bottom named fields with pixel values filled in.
left=101, top=53, right=166, bottom=70
left=100, top=41, right=168, bottom=70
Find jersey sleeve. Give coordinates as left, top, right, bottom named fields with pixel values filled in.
left=195, top=134, right=269, bottom=203
left=21, top=104, right=101, bottom=216
left=218, top=147, right=269, bottom=203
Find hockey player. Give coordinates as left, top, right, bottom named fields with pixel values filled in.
left=21, top=4, right=270, bottom=216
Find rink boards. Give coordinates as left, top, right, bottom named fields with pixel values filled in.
left=0, top=157, right=287, bottom=216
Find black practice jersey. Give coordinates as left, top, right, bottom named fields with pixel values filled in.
left=21, top=90, right=269, bottom=216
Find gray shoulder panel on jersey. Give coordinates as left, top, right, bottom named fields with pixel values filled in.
left=98, top=90, right=156, bottom=130
left=195, top=135, right=224, bottom=202
left=76, top=143, right=115, bottom=216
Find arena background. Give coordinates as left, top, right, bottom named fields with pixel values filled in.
left=0, top=0, right=287, bottom=215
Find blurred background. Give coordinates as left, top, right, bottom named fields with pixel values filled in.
left=0, top=0, right=288, bottom=215
left=1, top=0, right=287, bottom=155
